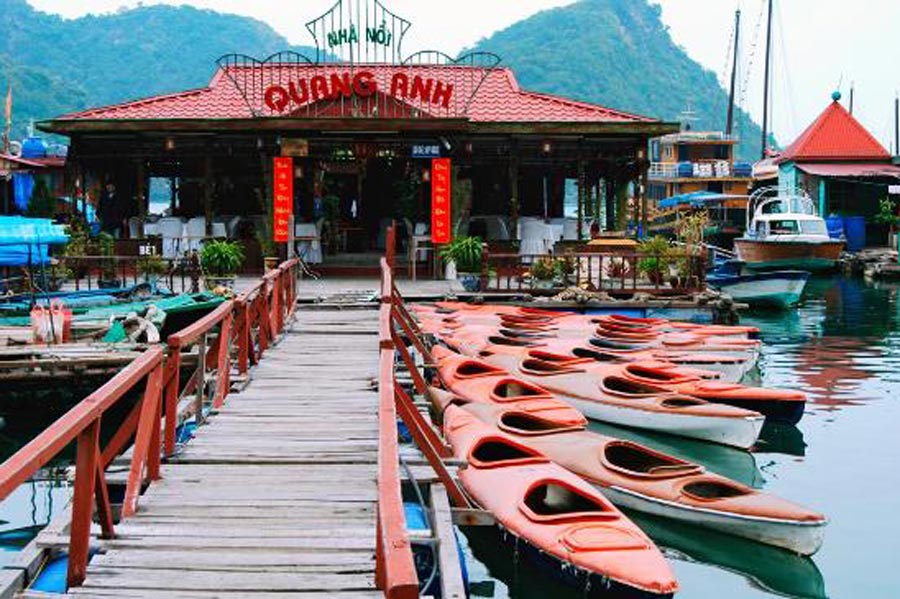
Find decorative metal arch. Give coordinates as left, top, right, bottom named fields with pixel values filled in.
left=217, top=52, right=315, bottom=117
left=402, top=51, right=503, bottom=116
left=305, top=0, right=411, bottom=64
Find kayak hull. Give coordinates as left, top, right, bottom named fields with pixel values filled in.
left=565, top=395, right=764, bottom=449
left=493, top=525, right=676, bottom=598
left=603, top=485, right=826, bottom=555
left=709, top=397, right=806, bottom=426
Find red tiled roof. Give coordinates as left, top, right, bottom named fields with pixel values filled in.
left=55, top=65, right=655, bottom=124
left=780, top=99, right=891, bottom=163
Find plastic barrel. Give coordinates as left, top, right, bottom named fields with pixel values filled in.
left=843, top=216, right=866, bottom=252
left=825, top=216, right=844, bottom=240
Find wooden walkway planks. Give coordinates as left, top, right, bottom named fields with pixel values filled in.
left=69, top=309, right=384, bottom=599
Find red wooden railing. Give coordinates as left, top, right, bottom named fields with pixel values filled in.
left=0, top=259, right=300, bottom=590
left=375, top=254, right=473, bottom=598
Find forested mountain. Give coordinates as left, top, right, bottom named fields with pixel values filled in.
left=0, top=0, right=765, bottom=158
left=0, top=0, right=315, bottom=137
left=468, top=0, right=765, bottom=159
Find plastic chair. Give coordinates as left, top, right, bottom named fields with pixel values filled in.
left=295, top=223, right=323, bottom=264
left=185, top=217, right=207, bottom=253
left=157, top=217, right=186, bottom=258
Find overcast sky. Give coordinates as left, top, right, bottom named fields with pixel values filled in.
left=26, top=0, right=900, bottom=151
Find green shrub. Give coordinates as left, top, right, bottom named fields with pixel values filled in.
left=200, top=240, right=245, bottom=277
left=440, top=236, right=483, bottom=273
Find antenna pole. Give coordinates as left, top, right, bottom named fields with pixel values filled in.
left=726, top=9, right=741, bottom=136
left=761, top=0, right=774, bottom=159
left=849, top=83, right=854, bottom=115
left=894, top=94, right=899, bottom=156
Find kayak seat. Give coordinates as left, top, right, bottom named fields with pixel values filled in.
left=526, top=350, right=593, bottom=366
left=602, top=442, right=701, bottom=479
left=600, top=376, right=670, bottom=398
left=590, top=337, right=653, bottom=351
left=520, top=359, right=584, bottom=376
left=499, top=328, right=549, bottom=339
left=491, top=379, right=553, bottom=402
left=520, top=480, right=618, bottom=523
left=624, top=364, right=697, bottom=384
left=572, top=347, right=630, bottom=362
left=486, top=336, right=536, bottom=348
left=660, top=397, right=708, bottom=408
left=454, top=361, right=506, bottom=379
left=498, top=412, right=585, bottom=436
left=681, top=480, right=751, bottom=502
left=468, top=436, right=547, bottom=470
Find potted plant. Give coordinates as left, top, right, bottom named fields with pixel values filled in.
left=440, top=236, right=483, bottom=292
left=257, top=230, right=279, bottom=272
left=529, top=256, right=557, bottom=290
left=637, top=236, right=672, bottom=286
left=874, top=198, right=900, bottom=248
left=200, top=240, right=245, bottom=290
left=96, top=232, right=120, bottom=289
left=137, top=254, right=168, bottom=286
left=553, top=255, right=576, bottom=286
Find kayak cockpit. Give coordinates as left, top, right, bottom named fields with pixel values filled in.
left=498, top=411, right=585, bottom=436
left=602, top=441, right=702, bottom=479
left=520, top=481, right=618, bottom=523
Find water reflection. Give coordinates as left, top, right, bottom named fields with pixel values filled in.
left=626, top=511, right=827, bottom=599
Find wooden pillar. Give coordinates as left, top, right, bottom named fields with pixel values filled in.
left=508, top=154, right=520, bottom=239
left=605, top=178, right=616, bottom=231
left=577, top=161, right=586, bottom=240
left=615, top=180, right=630, bottom=232
left=639, top=167, right=649, bottom=238
left=203, top=152, right=214, bottom=237
left=134, top=159, right=147, bottom=239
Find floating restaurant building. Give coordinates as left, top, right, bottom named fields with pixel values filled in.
left=777, top=93, right=900, bottom=249
left=38, top=0, right=677, bottom=269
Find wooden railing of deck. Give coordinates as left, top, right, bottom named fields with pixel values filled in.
left=0, top=258, right=300, bottom=590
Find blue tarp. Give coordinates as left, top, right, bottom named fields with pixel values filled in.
left=659, top=191, right=743, bottom=209
left=12, top=173, right=34, bottom=212
left=0, top=216, right=69, bottom=267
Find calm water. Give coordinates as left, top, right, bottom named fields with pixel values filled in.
left=463, top=275, right=900, bottom=599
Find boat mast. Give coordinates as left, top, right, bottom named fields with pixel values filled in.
left=894, top=93, right=898, bottom=156
left=726, top=9, right=741, bottom=136
left=760, top=0, right=774, bottom=159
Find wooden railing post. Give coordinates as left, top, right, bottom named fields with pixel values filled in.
left=66, top=419, right=101, bottom=588
left=122, top=364, right=163, bottom=518
left=213, top=311, right=233, bottom=409
left=163, top=348, right=181, bottom=457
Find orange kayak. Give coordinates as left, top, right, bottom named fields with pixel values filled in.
left=434, top=346, right=764, bottom=448
left=444, top=404, right=680, bottom=597
left=481, top=350, right=806, bottom=426
left=434, top=392, right=827, bottom=555
left=414, top=302, right=759, bottom=337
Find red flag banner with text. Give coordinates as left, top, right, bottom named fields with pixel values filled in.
left=273, top=157, right=294, bottom=243
left=431, top=158, right=451, bottom=244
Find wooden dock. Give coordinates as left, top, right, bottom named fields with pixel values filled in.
left=64, top=309, right=385, bottom=599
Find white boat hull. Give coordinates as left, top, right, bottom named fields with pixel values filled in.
left=601, top=485, right=827, bottom=555
left=711, top=276, right=808, bottom=308
left=565, top=396, right=764, bottom=449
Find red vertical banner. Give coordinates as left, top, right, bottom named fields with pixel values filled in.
left=431, top=158, right=452, bottom=244
left=273, top=157, right=294, bottom=243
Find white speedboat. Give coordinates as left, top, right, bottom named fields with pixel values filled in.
left=733, top=187, right=844, bottom=272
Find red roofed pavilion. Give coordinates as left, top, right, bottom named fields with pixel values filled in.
left=777, top=92, right=900, bottom=249
left=37, top=1, right=678, bottom=272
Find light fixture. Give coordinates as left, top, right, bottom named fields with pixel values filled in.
left=637, top=148, right=646, bottom=160
left=422, top=168, right=431, bottom=183
left=542, top=141, right=552, bottom=154
left=464, top=142, right=474, bottom=154
left=164, top=137, right=176, bottom=151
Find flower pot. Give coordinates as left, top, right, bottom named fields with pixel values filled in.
left=444, top=259, right=457, bottom=281
left=264, top=257, right=280, bottom=272
left=457, top=273, right=480, bottom=292
left=533, top=279, right=555, bottom=290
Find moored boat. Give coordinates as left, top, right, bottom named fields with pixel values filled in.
left=707, top=260, right=810, bottom=308
left=733, top=187, right=844, bottom=272
left=443, top=404, right=679, bottom=598
left=434, top=346, right=764, bottom=448
left=435, top=393, right=827, bottom=555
